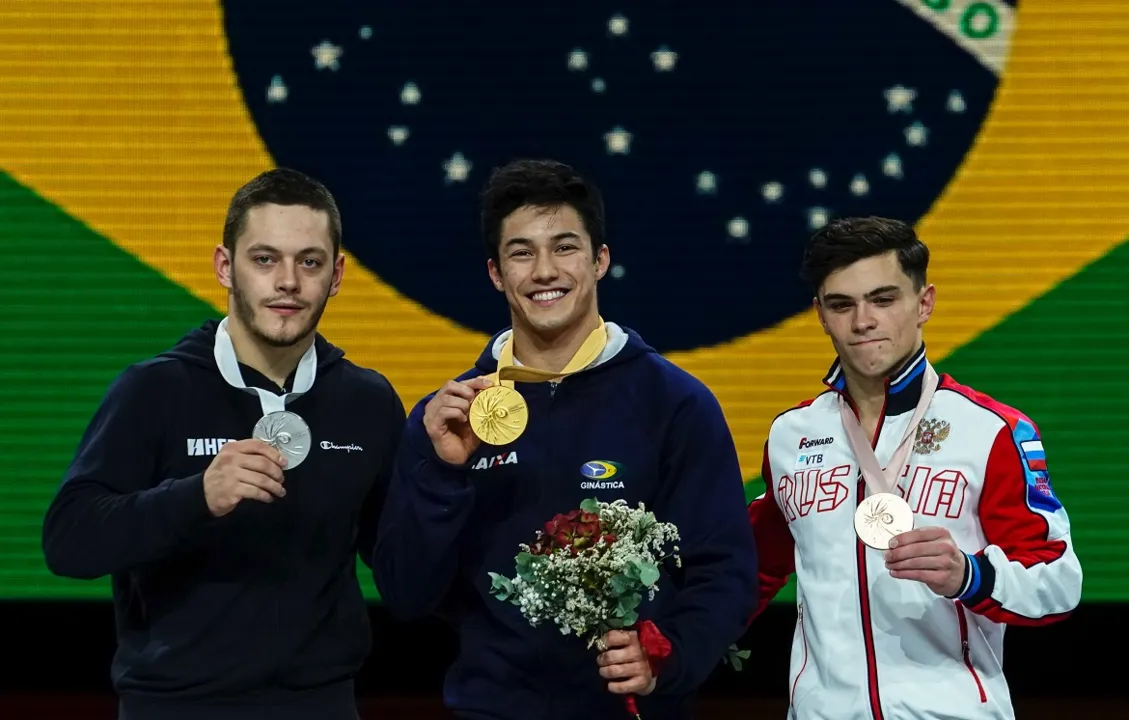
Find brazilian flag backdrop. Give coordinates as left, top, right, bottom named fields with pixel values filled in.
left=1, top=0, right=1126, bottom=602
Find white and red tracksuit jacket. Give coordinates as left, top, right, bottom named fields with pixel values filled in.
left=747, top=345, right=1082, bottom=720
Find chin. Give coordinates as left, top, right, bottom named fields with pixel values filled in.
left=252, top=318, right=313, bottom=347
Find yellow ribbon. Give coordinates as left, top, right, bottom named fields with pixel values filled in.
left=469, top=319, right=609, bottom=445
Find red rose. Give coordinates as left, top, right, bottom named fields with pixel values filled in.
left=601, top=533, right=617, bottom=545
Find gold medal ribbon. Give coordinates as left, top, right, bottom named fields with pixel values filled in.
left=469, top=319, right=608, bottom=445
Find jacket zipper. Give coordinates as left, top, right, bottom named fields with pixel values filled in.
left=853, top=393, right=886, bottom=720
left=789, top=603, right=810, bottom=706
left=956, top=603, right=987, bottom=703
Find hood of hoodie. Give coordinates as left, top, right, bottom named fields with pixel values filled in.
left=472, top=320, right=654, bottom=376
left=158, top=318, right=346, bottom=374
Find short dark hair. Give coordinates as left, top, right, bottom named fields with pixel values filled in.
left=480, top=159, right=606, bottom=264
left=222, top=168, right=342, bottom=255
left=800, top=216, right=929, bottom=295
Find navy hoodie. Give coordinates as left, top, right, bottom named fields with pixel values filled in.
left=372, top=323, right=758, bottom=719
left=41, top=319, right=405, bottom=720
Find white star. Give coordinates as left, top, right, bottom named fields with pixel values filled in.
left=761, top=182, right=784, bottom=203
left=651, top=46, right=678, bottom=72
left=808, top=207, right=829, bottom=230
left=608, top=14, right=629, bottom=37
left=809, top=169, right=827, bottom=189
left=266, top=75, right=288, bottom=104
left=696, top=171, right=717, bottom=195
left=400, top=82, right=421, bottom=105
left=359, top=26, right=373, bottom=40
left=568, top=49, right=588, bottom=72
left=604, top=126, right=632, bottom=155
left=443, top=152, right=471, bottom=184
left=727, top=217, right=750, bottom=241
left=849, top=174, right=869, bottom=196
left=610, top=264, right=626, bottom=279
left=883, top=153, right=903, bottom=179
left=311, top=41, right=343, bottom=71
left=591, top=78, right=606, bottom=93
left=904, top=121, right=929, bottom=147
left=387, top=126, right=409, bottom=146
left=947, top=90, right=967, bottom=113
left=884, top=84, right=916, bottom=114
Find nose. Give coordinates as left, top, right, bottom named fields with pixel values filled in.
left=531, top=250, right=559, bottom=283
left=853, top=303, right=878, bottom=334
left=275, top=259, right=300, bottom=294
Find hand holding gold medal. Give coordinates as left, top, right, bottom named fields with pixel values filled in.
left=467, top=321, right=609, bottom=446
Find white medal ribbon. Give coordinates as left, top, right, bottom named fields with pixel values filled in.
left=839, top=363, right=939, bottom=498
left=213, top=317, right=317, bottom=415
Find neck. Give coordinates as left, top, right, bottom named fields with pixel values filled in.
left=510, top=310, right=601, bottom=374
left=225, top=316, right=312, bottom=390
left=843, top=366, right=887, bottom=430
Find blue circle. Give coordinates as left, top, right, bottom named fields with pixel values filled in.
left=223, top=0, right=1011, bottom=353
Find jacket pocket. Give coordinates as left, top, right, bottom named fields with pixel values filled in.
left=956, top=602, right=987, bottom=703
left=790, top=603, right=811, bottom=706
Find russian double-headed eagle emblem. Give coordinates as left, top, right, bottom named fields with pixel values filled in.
left=915, top=418, right=951, bottom=454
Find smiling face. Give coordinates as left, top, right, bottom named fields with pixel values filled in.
left=215, top=203, right=343, bottom=348
left=815, top=251, right=935, bottom=381
left=487, top=203, right=609, bottom=341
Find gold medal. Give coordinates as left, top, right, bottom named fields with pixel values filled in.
left=469, top=384, right=529, bottom=445
left=469, top=318, right=609, bottom=445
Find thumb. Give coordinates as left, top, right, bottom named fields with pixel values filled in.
left=468, top=375, right=495, bottom=390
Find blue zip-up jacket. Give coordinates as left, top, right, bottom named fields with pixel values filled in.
left=372, top=323, right=757, bottom=719
left=41, top=320, right=405, bottom=720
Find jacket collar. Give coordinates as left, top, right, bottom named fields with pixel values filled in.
left=822, top=343, right=929, bottom=416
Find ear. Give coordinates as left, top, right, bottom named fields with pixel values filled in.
left=593, top=244, right=611, bottom=281
left=214, top=245, right=233, bottom=289
left=487, top=258, right=504, bottom=292
left=812, top=295, right=831, bottom=336
left=328, top=252, right=345, bottom=298
left=918, top=283, right=936, bottom=327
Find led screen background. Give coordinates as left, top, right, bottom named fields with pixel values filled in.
left=0, top=0, right=1125, bottom=601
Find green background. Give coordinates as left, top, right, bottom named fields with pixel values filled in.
left=1, top=169, right=1125, bottom=601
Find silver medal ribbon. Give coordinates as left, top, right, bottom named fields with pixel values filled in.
left=214, top=317, right=316, bottom=468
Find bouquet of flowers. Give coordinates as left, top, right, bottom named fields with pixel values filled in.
left=487, top=498, right=681, bottom=718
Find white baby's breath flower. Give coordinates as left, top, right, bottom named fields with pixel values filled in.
left=489, top=499, right=681, bottom=646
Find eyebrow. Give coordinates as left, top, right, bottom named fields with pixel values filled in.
left=245, top=243, right=329, bottom=258
left=502, top=231, right=582, bottom=249
left=822, top=285, right=902, bottom=302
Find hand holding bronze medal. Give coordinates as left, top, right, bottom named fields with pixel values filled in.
left=253, top=410, right=311, bottom=470
left=468, top=321, right=609, bottom=446
left=840, top=364, right=939, bottom=551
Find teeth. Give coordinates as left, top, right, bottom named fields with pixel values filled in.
left=531, top=290, right=566, bottom=302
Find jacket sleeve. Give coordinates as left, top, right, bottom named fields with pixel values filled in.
left=355, top=384, right=407, bottom=569
left=955, top=416, right=1082, bottom=625
left=370, top=396, right=476, bottom=620
left=745, top=440, right=796, bottom=620
left=645, top=386, right=759, bottom=698
left=41, top=365, right=215, bottom=579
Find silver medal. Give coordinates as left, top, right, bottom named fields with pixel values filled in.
left=253, top=410, right=311, bottom=469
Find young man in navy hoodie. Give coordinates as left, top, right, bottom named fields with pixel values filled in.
left=372, top=159, right=758, bottom=718
left=41, top=169, right=406, bottom=720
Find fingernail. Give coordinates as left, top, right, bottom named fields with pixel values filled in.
left=888, top=539, right=898, bottom=549
left=883, top=551, right=892, bottom=561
